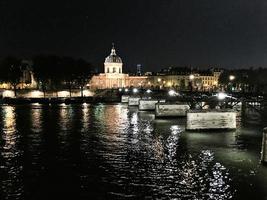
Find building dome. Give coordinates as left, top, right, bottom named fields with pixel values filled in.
left=105, top=46, right=122, bottom=63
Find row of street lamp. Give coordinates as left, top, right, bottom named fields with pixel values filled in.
left=118, top=87, right=228, bottom=100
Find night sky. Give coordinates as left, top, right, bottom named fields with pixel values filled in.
left=0, top=0, right=267, bottom=72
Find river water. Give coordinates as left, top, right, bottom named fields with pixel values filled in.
left=0, top=103, right=267, bottom=199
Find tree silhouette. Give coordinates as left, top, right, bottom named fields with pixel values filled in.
left=0, top=56, right=23, bottom=97
left=32, top=55, right=93, bottom=97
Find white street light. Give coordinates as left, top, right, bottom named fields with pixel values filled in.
left=229, top=75, right=235, bottom=81
left=189, top=74, right=195, bottom=80
left=146, top=89, right=152, bottom=94
left=217, top=92, right=227, bottom=100
left=133, top=88, right=138, bottom=93
left=168, top=90, right=176, bottom=96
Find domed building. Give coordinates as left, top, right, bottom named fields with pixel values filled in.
left=90, top=45, right=148, bottom=89
left=104, top=46, right=123, bottom=74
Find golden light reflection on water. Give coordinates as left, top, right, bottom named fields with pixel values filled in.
left=81, top=103, right=90, bottom=132
left=95, top=104, right=129, bottom=135
left=31, top=105, right=42, bottom=133
left=2, top=106, right=16, bottom=133
left=59, top=104, right=74, bottom=131
left=0, top=104, right=262, bottom=199
left=1, top=106, right=23, bottom=198
left=2, top=106, right=17, bottom=154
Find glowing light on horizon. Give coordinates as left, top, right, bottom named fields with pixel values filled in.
left=29, top=90, right=43, bottom=98
left=58, top=91, right=69, bottom=98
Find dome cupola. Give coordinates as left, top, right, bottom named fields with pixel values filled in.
left=105, top=44, right=122, bottom=63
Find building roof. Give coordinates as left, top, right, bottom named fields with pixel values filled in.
left=105, top=45, right=122, bottom=63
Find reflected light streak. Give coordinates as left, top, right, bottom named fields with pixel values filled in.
left=2, top=106, right=16, bottom=133
left=1, top=106, right=23, bottom=200
left=82, top=103, right=90, bottom=132
left=131, top=113, right=139, bottom=134
left=59, top=104, right=73, bottom=131
left=166, top=125, right=182, bottom=162
left=31, top=105, right=42, bottom=132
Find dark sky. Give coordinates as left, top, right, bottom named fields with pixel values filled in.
left=0, top=0, right=267, bottom=72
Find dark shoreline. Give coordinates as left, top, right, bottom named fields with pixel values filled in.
left=0, top=97, right=121, bottom=105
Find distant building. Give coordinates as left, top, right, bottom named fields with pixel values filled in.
left=90, top=45, right=148, bottom=89
left=148, top=67, right=221, bottom=90
left=90, top=45, right=222, bottom=90
left=136, top=64, right=142, bottom=76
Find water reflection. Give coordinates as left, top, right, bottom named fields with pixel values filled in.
left=1, top=106, right=17, bottom=160
left=31, top=104, right=43, bottom=133
left=81, top=103, right=90, bottom=132
left=59, top=104, right=74, bottom=131
left=166, top=125, right=182, bottom=162
left=0, top=104, right=267, bottom=199
left=0, top=106, right=23, bottom=199
left=2, top=106, right=16, bottom=133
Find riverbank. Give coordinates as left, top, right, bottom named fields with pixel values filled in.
left=0, top=96, right=121, bottom=104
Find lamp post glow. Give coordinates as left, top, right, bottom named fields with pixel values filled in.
left=217, top=92, right=227, bottom=100
left=146, top=89, right=152, bottom=94
left=229, top=75, right=235, bottom=81
left=168, top=90, right=176, bottom=96
left=125, top=88, right=129, bottom=92
left=189, top=74, right=195, bottom=92
left=133, top=88, right=138, bottom=94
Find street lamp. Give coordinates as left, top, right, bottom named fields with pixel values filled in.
left=217, top=92, right=227, bottom=100
left=189, top=74, right=195, bottom=92
left=168, top=90, right=176, bottom=96
left=189, top=74, right=195, bottom=80
left=229, top=75, right=235, bottom=81
left=229, top=75, right=236, bottom=92
left=146, top=89, right=152, bottom=94
left=133, top=88, right=138, bottom=93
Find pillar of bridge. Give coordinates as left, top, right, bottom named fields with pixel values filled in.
left=261, top=128, right=267, bottom=163
left=128, top=97, right=141, bottom=106
left=121, top=95, right=129, bottom=103
left=186, top=110, right=236, bottom=130
left=155, top=103, right=190, bottom=117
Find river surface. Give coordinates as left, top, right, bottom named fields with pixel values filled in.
left=0, top=103, right=267, bottom=199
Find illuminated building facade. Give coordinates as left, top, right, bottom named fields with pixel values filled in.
left=90, top=46, right=221, bottom=90
left=90, top=46, right=148, bottom=89
left=147, top=71, right=221, bottom=90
